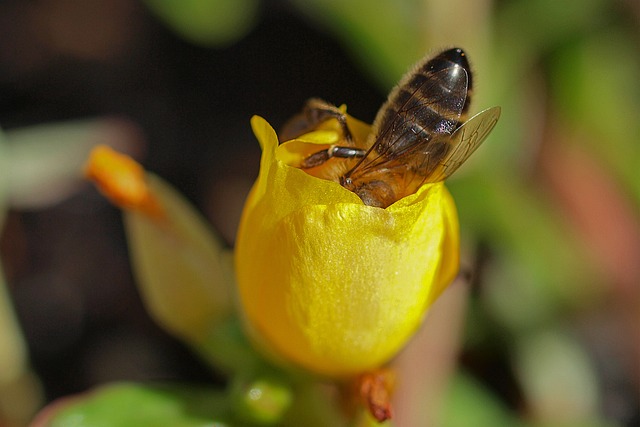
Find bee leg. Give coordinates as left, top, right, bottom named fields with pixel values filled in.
left=303, top=98, right=353, bottom=143
left=280, top=98, right=354, bottom=142
left=301, top=145, right=366, bottom=169
left=330, top=146, right=366, bottom=159
left=301, top=149, right=331, bottom=168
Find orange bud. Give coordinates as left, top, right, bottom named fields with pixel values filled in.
left=84, top=145, right=163, bottom=219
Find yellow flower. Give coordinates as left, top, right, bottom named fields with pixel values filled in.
left=235, top=114, right=460, bottom=378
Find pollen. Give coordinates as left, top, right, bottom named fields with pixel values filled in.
left=84, top=145, right=164, bottom=219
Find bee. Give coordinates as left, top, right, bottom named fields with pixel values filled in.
left=280, top=47, right=501, bottom=208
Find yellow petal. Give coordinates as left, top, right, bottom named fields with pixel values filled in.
left=235, top=116, right=459, bottom=377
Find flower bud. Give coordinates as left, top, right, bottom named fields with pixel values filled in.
left=235, top=115, right=459, bottom=377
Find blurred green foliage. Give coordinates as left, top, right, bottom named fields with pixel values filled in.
left=49, top=383, right=232, bottom=427
left=143, top=0, right=260, bottom=47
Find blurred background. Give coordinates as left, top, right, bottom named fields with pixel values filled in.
left=0, top=0, right=638, bottom=426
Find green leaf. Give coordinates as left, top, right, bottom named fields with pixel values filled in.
left=441, top=372, right=526, bottom=427
left=144, top=0, right=259, bottom=47
left=43, top=383, right=234, bottom=427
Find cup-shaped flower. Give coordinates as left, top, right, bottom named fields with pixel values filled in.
left=235, top=114, right=460, bottom=378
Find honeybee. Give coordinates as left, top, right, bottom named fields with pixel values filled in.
left=280, top=48, right=501, bottom=208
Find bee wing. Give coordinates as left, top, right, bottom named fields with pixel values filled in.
left=427, top=106, right=501, bottom=182
left=348, top=65, right=470, bottom=178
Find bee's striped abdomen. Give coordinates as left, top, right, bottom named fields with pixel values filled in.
left=367, top=48, right=471, bottom=165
